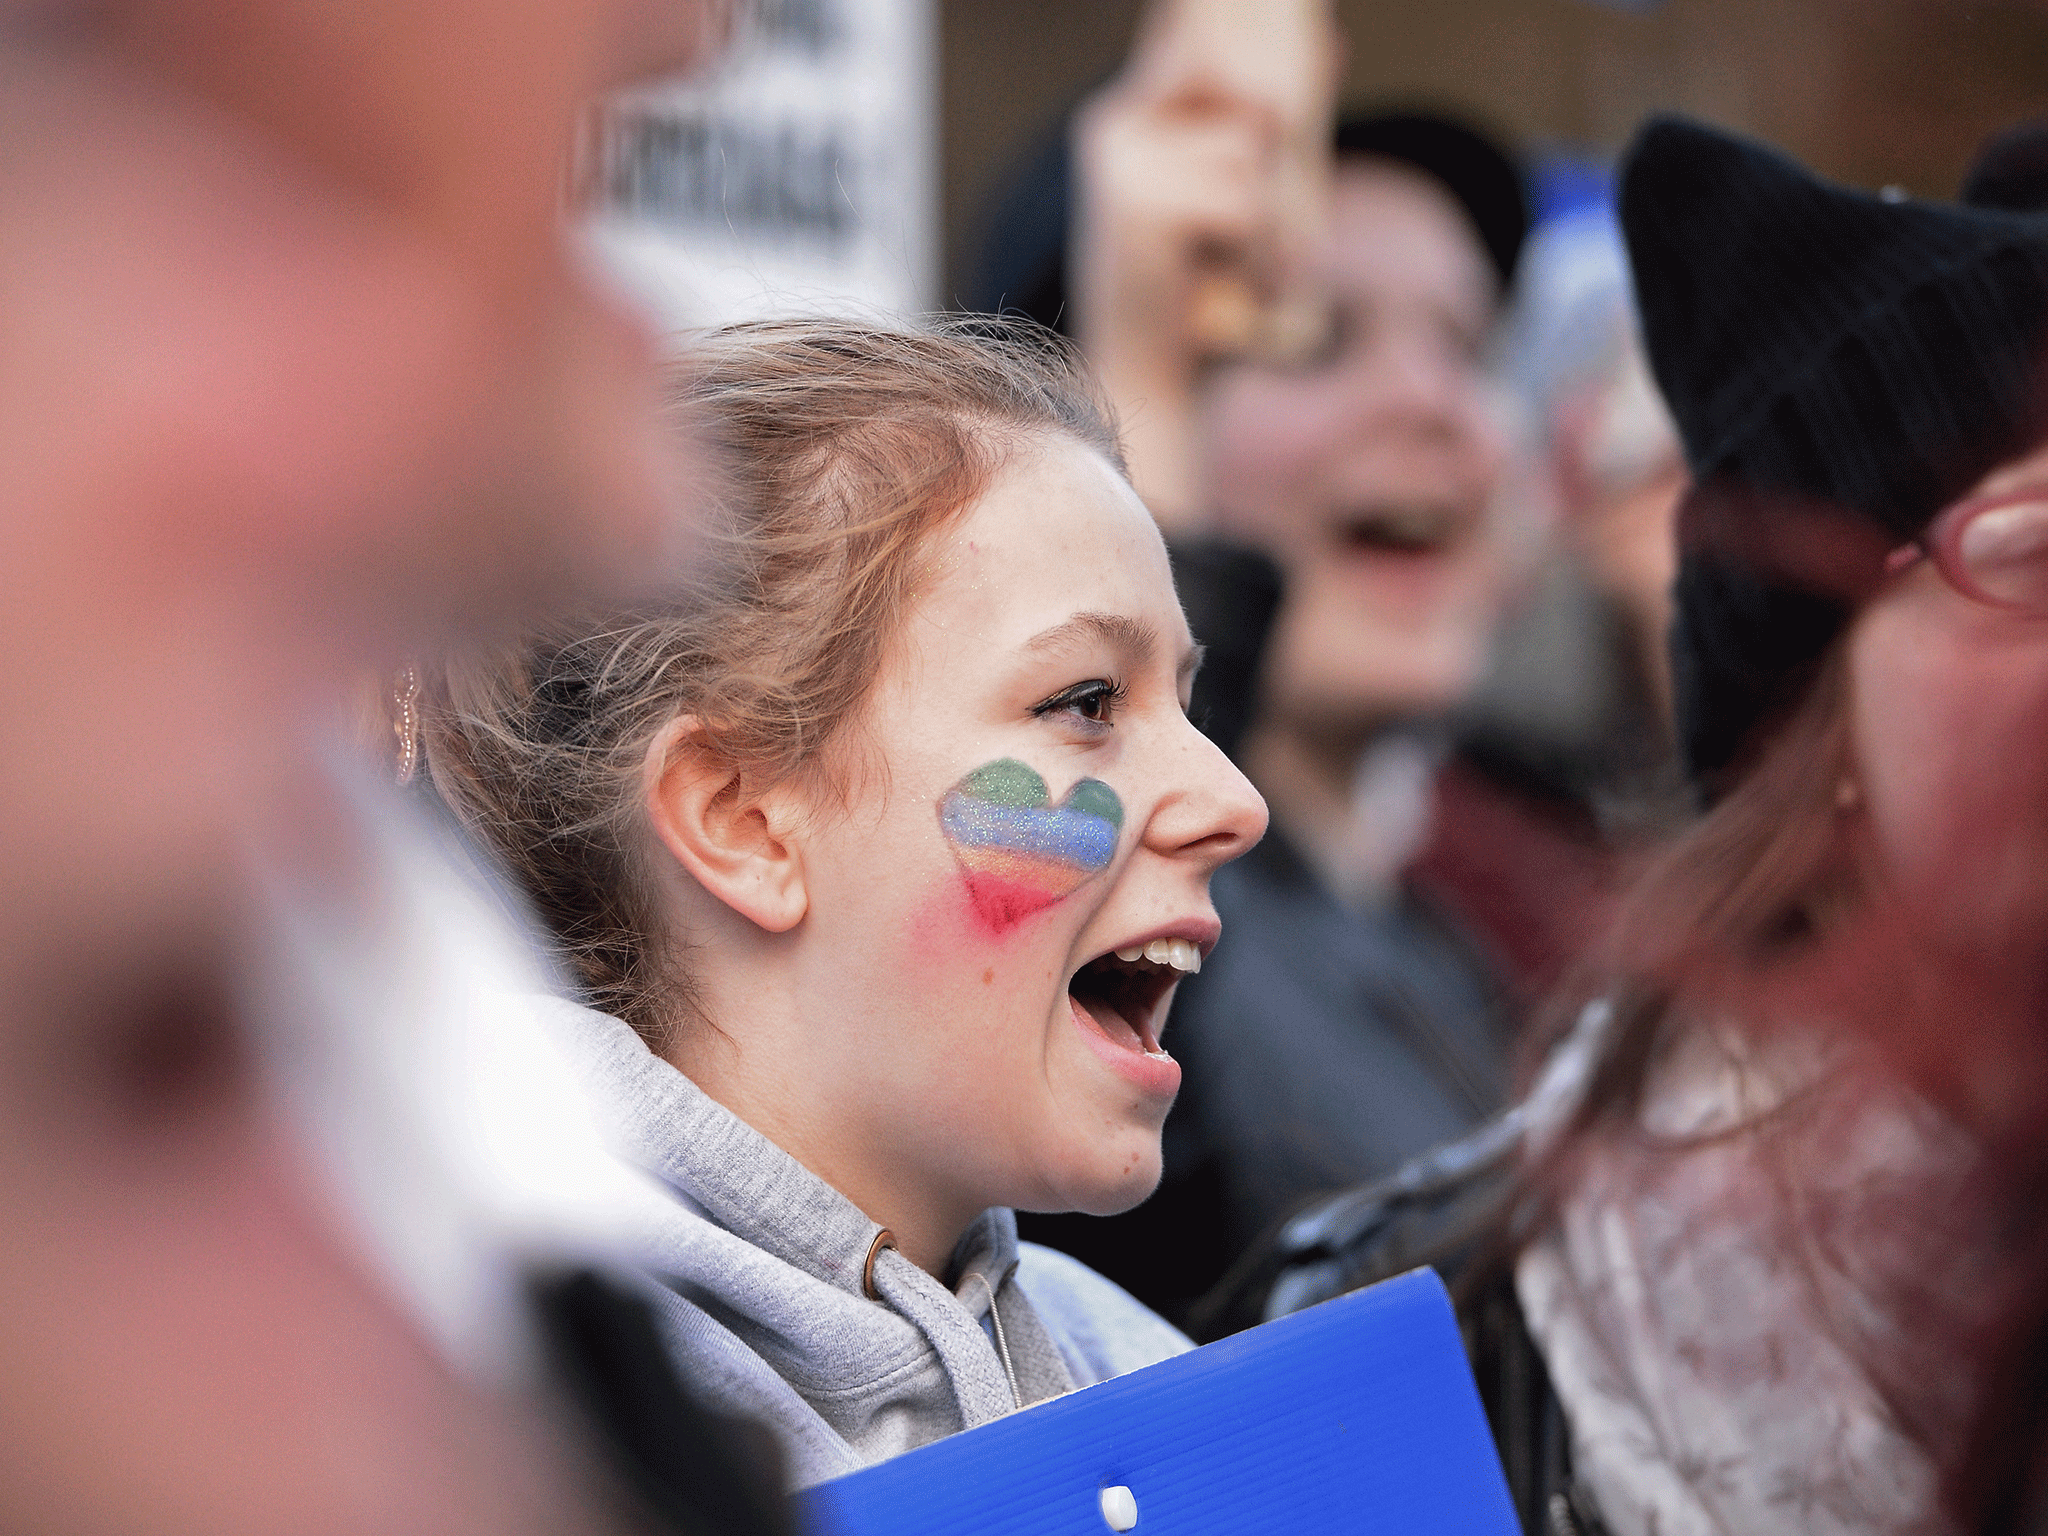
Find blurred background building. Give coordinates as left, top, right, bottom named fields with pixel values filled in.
left=582, top=0, right=2048, bottom=327
left=943, top=0, right=2048, bottom=301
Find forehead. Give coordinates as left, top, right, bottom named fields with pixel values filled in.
left=1324, top=160, right=1495, bottom=315
left=912, top=436, right=1187, bottom=651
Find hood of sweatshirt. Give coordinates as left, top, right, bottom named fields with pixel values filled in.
left=532, top=997, right=1187, bottom=1488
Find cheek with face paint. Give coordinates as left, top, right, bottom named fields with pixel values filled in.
left=937, top=759, right=1124, bottom=934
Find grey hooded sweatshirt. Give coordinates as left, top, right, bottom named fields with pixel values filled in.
left=539, top=998, right=1192, bottom=1489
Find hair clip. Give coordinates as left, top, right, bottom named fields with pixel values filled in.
left=391, top=664, right=421, bottom=785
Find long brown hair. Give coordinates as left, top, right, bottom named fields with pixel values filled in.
left=1521, top=645, right=1854, bottom=1126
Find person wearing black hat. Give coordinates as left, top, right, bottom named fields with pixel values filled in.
left=976, top=5, right=1538, bottom=1321
left=1595, top=114, right=2048, bottom=1536
left=1218, top=115, right=2048, bottom=1536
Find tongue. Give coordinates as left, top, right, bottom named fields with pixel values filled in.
left=1075, top=992, right=1157, bottom=1054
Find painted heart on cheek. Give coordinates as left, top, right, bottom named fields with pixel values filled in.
left=938, top=758, right=1124, bottom=933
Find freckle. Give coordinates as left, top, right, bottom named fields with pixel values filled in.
left=982, top=968, right=994, bottom=985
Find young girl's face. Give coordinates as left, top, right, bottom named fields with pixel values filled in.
left=793, top=434, right=1266, bottom=1233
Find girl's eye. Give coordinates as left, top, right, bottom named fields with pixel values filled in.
left=1032, top=678, right=1127, bottom=727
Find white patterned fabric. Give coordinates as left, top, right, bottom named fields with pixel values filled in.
left=1518, top=1015, right=1993, bottom=1536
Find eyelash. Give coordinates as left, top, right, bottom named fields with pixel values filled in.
left=1031, top=677, right=1128, bottom=729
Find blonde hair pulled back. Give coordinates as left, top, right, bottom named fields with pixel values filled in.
left=421, top=317, right=1123, bottom=1046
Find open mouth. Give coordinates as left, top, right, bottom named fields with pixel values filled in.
left=1332, top=503, right=1471, bottom=556
left=1066, top=938, right=1202, bottom=1057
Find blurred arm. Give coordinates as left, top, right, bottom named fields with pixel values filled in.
left=1070, top=0, right=1338, bottom=530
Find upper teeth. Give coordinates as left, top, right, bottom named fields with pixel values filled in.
left=1113, top=938, right=1202, bottom=974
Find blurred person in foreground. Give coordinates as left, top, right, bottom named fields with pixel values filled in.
left=998, top=0, right=1538, bottom=1320
left=1241, top=117, right=2048, bottom=1536
left=0, top=2, right=786, bottom=1532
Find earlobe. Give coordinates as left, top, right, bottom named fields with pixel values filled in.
left=643, top=717, right=809, bottom=934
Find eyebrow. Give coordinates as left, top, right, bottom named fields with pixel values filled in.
left=1021, top=611, right=1205, bottom=683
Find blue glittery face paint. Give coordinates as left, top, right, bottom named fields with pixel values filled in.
left=937, top=758, right=1124, bottom=932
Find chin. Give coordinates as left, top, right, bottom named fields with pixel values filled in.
left=1043, top=1142, right=1164, bottom=1219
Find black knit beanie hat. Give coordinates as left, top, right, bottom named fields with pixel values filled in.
left=1619, top=115, right=2048, bottom=791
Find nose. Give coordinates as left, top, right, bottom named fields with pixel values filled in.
left=1343, top=324, right=1505, bottom=480
left=1143, top=717, right=1269, bottom=873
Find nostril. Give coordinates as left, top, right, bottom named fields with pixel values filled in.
left=1139, top=758, right=1268, bottom=862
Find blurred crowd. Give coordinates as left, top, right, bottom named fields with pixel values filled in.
left=10, top=1, right=2048, bottom=1535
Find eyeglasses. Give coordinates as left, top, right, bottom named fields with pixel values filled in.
left=1888, top=487, right=2048, bottom=616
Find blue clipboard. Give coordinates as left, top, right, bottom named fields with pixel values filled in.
left=799, top=1267, right=1518, bottom=1535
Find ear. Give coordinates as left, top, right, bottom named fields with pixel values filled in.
left=643, top=716, right=809, bottom=934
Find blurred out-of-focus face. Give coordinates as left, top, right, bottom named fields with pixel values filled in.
left=1850, top=440, right=2048, bottom=960
left=1201, top=159, right=1514, bottom=744
left=95, top=0, right=736, bottom=621
left=1561, top=347, right=1687, bottom=683
left=0, top=4, right=726, bottom=1531
left=787, top=437, right=1266, bottom=1232
left=0, top=959, right=613, bottom=1536
left=1, top=1, right=724, bottom=990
